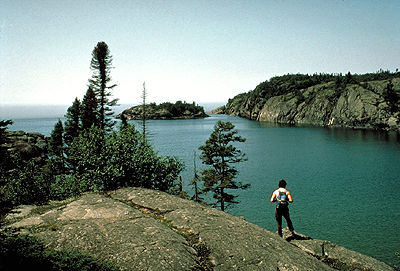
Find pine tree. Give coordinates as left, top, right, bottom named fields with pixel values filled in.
left=120, top=113, right=128, bottom=129
left=49, top=120, right=64, bottom=157
left=81, top=87, right=98, bottom=130
left=49, top=119, right=65, bottom=174
left=64, top=97, right=81, bottom=147
left=88, top=41, right=118, bottom=131
left=0, top=119, right=13, bottom=170
left=199, top=121, right=250, bottom=211
left=383, top=80, right=399, bottom=113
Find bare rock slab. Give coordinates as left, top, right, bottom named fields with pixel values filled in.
left=2, top=188, right=394, bottom=271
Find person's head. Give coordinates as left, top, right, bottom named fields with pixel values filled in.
left=278, top=179, right=287, bottom=188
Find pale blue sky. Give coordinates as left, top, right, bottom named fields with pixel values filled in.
left=1, top=0, right=399, bottom=105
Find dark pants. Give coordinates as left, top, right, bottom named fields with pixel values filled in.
left=275, top=205, right=294, bottom=237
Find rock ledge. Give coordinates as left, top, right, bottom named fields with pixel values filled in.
left=2, top=188, right=394, bottom=271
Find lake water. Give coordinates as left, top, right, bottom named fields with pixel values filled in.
left=2, top=104, right=400, bottom=266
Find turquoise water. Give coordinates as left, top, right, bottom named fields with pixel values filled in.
left=3, top=109, right=400, bottom=266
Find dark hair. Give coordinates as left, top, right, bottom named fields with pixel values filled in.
left=278, top=179, right=287, bottom=188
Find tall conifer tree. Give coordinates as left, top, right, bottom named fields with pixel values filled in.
left=88, top=41, right=118, bottom=131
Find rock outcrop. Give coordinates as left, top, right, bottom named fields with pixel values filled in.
left=222, top=77, right=400, bottom=131
left=2, top=188, right=394, bottom=271
left=1, top=130, right=48, bottom=162
left=117, top=103, right=209, bottom=120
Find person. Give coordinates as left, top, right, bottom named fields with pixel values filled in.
left=270, top=179, right=295, bottom=237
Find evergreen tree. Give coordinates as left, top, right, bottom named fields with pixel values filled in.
left=383, top=80, right=399, bottom=113
left=64, top=98, right=81, bottom=147
left=49, top=120, right=64, bottom=157
left=88, top=41, right=118, bottom=131
left=81, top=87, right=98, bottom=130
left=0, top=120, right=12, bottom=141
left=199, top=121, right=250, bottom=211
left=0, top=120, right=13, bottom=171
left=120, top=113, right=128, bottom=129
left=49, top=120, right=65, bottom=174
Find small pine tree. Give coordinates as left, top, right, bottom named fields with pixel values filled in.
left=49, top=120, right=64, bottom=157
left=383, top=81, right=399, bottom=113
left=0, top=119, right=13, bottom=170
left=120, top=113, right=128, bottom=129
left=199, top=121, right=250, bottom=211
left=64, top=98, right=81, bottom=147
left=49, top=120, right=65, bottom=174
left=81, top=87, right=98, bottom=130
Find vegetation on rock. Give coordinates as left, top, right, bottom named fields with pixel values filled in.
left=0, top=233, right=118, bottom=270
left=117, top=100, right=208, bottom=120
left=222, top=70, right=400, bottom=130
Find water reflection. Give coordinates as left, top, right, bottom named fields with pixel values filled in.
left=325, top=127, right=400, bottom=143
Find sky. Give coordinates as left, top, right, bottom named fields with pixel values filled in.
left=1, top=0, right=399, bottom=105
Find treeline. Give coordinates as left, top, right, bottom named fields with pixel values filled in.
left=247, top=70, right=400, bottom=102
left=226, top=70, right=400, bottom=120
left=151, top=101, right=206, bottom=117
left=0, top=42, right=183, bottom=210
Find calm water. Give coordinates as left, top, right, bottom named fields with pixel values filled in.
left=2, top=105, right=400, bottom=266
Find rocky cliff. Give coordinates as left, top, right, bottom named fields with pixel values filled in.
left=2, top=188, right=394, bottom=271
left=222, top=75, right=400, bottom=131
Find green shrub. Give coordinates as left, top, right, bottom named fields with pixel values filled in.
left=66, top=124, right=183, bottom=194
left=0, top=233, right=118, bottom=270
left=50, top=175, right=80, bottom=200
left=1, top=123, right=184, bottom=209
left=1, top=159, right=53, bottom=206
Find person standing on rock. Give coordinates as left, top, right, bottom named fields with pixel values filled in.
left=270, top=179, right=295, bottom=237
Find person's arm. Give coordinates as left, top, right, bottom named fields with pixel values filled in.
left=287, top=191, right=293, bottom=203
left=270, top=190, right=277, bottom=202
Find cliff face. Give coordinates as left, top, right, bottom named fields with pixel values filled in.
left=224, top=78, right=400, bottom=131
left=2, top=188, right=394, bottom=271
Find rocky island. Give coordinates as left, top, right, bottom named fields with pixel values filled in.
left=1, top=187, right=395, bottom=270
left=117, top=101, right=209, bottom=120
left=216, top=72, right=400, bottom=131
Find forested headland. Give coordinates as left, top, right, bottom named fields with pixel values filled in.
left=218, top=71, right=400, bottom=131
